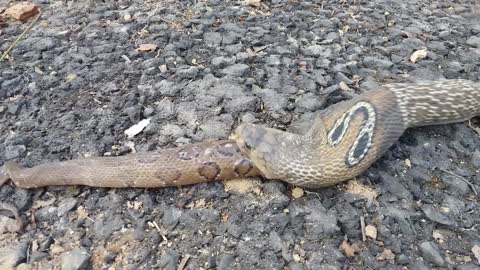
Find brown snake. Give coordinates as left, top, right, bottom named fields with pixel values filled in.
left=1, top=79, right=479, bottom=189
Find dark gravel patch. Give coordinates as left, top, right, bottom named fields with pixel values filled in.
left=1, top=0, right=480, bottom=269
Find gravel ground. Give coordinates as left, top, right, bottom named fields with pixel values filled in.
left=1, top=0, right=480, bottom=269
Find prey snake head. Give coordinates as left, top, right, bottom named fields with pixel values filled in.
left=233, top=123, right=280, bottom=179
left=233, top=123, right=307, bottom=180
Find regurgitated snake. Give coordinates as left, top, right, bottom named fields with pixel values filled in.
left=1, top=79, right=479, bottom=189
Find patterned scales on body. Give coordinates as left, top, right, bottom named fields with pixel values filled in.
left=386, top=80, right=480, bottom=127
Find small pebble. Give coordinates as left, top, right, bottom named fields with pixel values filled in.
left=419, top=241, right=445, bottom=266
left=61, top=248, right=91, bottom=270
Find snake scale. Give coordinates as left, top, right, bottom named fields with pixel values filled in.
left=1, top=79, right=479, bottom=189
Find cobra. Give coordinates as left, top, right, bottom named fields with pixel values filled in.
left=1, top=79, right=479, bottom=189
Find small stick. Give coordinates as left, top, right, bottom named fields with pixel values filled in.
left=440, top=169, right=478, bottom=196
left=0, top=11, right=42, bottom=62
left=151, top=221, right=168, bottom=242
left=360, top=216, right=366, bottom=241
left=177, top=254, right=191, bottom=270
left=467, top=120, right=480, bottom=136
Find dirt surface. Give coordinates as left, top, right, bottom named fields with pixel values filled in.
left=1, top=0, right=480, bottom=269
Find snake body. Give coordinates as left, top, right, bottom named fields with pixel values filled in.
left=1, top=79, right=479, bottom=189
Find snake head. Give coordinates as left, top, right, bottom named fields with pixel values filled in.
left=233, top=123, right=298, bottom=179
left=233, top=123, right=265, bottom=154
left=233, top=123, right=272, bottom=178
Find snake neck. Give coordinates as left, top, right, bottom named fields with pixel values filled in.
left=234, top=87, right=406, bottom=187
